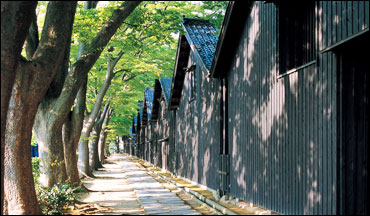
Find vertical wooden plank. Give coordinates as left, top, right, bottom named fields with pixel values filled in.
left=297, top=71, right=302, bottom=215
left=264, top=3, right=268, bottom=208
left=323, top=53, right=333, bottom=214
left=311, top=62, right=315, bottom=215
left=296, top=67, right=301, bottom=215
left=279, top=78, right=283, bottom=213
left=260, top=2, right=265, bottom=208
left=302, top=66, right=307, bottom=215
left=331, top=51, right=337, bottom=215
left=337, top=1, right=342, bottom=42
left=342, top=1, right=347, bottom=40
left=347, top=1, right=353, bottom=37
left=301, top=67, right=306, bottom=215
left=358, top=1, right=364, bottom=31
left=327, top=1, right=332, bottom=47
left=337, top=53, right=343, bottom=215
left=276, top=3, right=281, bottom=210
left=268, top=4, right=273, bottom=208
left=365, top=1, right=369, bottom=28
left=241, top=14, right=246, bottom=202
left=322, top=1, right=328, bottom=50
left=293, top=72, right=296, bottom=215
left=269, top=4, right=273, bottom=210
left=253, top=3, right=257, bottom=204
left=327, top=52, right=333, bottom=214
left=254, top=3, right=259, bottom=204
left=321, top=53, right=327, bottom=215
left=332, top=1, right=337, bottom=44
left=353, top=1, right=359, bottom=34
left=272, top=4, right=277, bottom=212
left=324, top=52, right=330, bottom=214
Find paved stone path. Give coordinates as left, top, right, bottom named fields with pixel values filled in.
left=80, top=154, right=201, bottom=215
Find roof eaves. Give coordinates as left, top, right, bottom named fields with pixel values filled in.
left=209, top=1, right=253, bottom=78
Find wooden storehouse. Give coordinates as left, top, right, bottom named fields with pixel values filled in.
left=142, top=87, right=154, bottom=162
left=129, top=123, right=136, bottom=156
left=134, top=101, right=143, bottom=159
left=168, top=17, right=222, bottom=191
left=151, top=77, right=174, bottom=170
left=209, top=1, right=369, bottom=215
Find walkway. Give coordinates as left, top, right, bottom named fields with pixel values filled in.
left=79, top=154, right=201, bottom=215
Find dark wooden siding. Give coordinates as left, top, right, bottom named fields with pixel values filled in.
left=144, top=123, right=152, bottom=162
left=137, top=1, right=368, bottom=214
left=336, top=34, right=368, bottom=215
left=154, top=94, right=173, bottom=170
left=319, top=1, right=369, bottom=51
left=175, top=49, right=221, bottom=190
left=223, top=1, right=369, bottom=214
left=175, top=52, right=199, bottom=182
left=196, top=52, right=221, bottom=190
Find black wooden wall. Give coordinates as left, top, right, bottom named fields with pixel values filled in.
left=225, top=1, right=368, bottom=214
left=174, top=48, right=221, bottom=191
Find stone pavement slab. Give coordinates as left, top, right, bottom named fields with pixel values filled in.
left=118, top=154, right=202, bottom=215
left=80, top=154, right=201, bottom=215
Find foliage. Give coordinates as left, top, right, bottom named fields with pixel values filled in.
left=31, top=131, right=38, bottom=146
left=33, top=1, right=228, bottom=139
left=36, top=181, right=86, bottom=215
left=32, top=157, right=40, bottom=184
left=72, top=1, right=228, bottom=139
left=32, top=153, right=85, bottom=215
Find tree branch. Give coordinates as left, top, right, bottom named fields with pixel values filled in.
left=123, top=21, right=139, bottom=28
left=122, top=75, right=137, bottom=82
left=31, top=2, right=77, bottom=73
left=25, top=11, right=39, bottom=60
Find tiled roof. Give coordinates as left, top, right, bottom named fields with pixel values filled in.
left=144, top=88, right=154, bottom=121
left=183, top=17, right=219, bottom=70
left=159, top=77, right=172, bottom=105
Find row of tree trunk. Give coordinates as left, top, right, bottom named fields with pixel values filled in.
left=1, top=1, right=141, bottom=214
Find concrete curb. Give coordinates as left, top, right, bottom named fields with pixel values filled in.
left=225, top=199, right=273, bottom=215
left=146, top=168, right=238, bottom=215
left=148, top=169, right=223, bottom=215
left=129, top=155, right=275, bottom=215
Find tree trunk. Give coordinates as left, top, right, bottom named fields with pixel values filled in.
left=74, top=1, right=141, bottom=176
left=62, top=76, right=87, bottom=185
left=33, top=1, right=76, bottom=187
left=90, top=103, right=109, bottom=171
left=4, top=62, right=42, bottom=215
left=36, top=1, right=141, bottom=179
left=34, top=111, right=68, bottom=187
left=63, top=113, right=80, bottom=185
left=99, top=109, right=113, bottom=164
left=115, top=136, right=120, bottom=153
left=79, top=51, right=124, bottom=175
left=3, top=2, right=76, bottom=214
left=1, top=2, right=37, bottom=213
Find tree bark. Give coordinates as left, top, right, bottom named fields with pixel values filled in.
left=62, top=76, right=87, bottom=185
left=62, top=2, right=97, bottom=184
left=115, top=136, right=120, bottom=153
left=3, top=2, right=76, bottom=214
left=1, top=2, right=37, bottom=213
left=99, top=108, right=113, bottom=164
left=90, top=103, right=109, bottom=171
left=33, top=2, right=77, bottom=187
left=4, top=61, right=42, bottom=215
left=34, top=113, right=68, bottom=186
